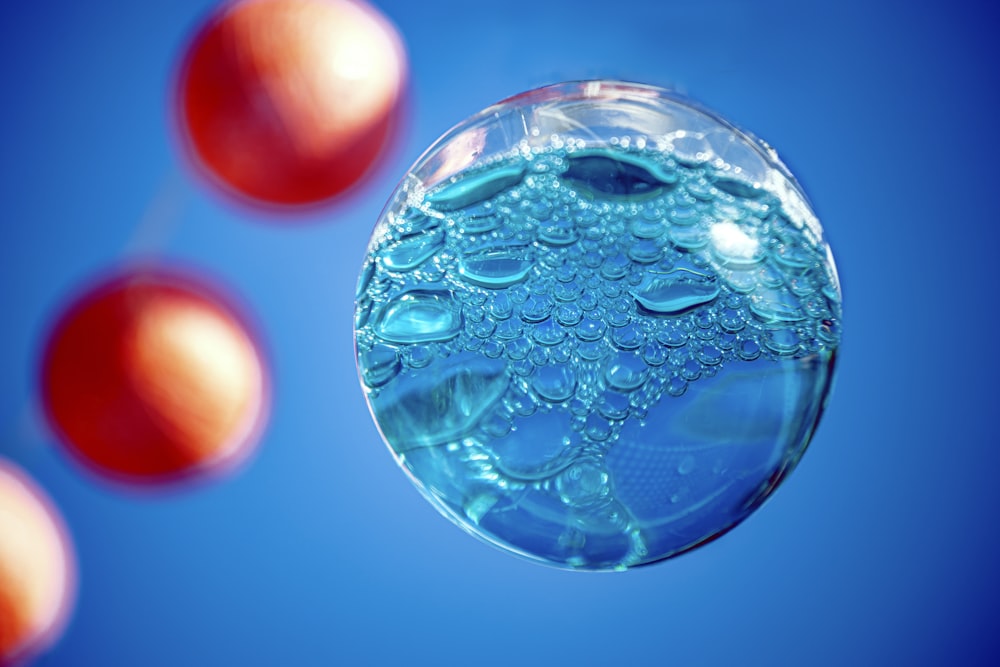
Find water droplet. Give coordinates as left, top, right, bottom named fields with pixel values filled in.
left=457, top=203, right=502, bottom=234
left=628, top=238, right=662, bottom=264
left=459, top=247, right=534, bottom=288
left=359, top=344, right=401, bottom=388
left=772, top=241, right=816, bottom=270
left=698, top=345, right=723, bottom=366
left=578, top=339, right=606, bottom=361
left=737, top=338, right=761, bottom=361
left=520, top=293, right=555, bottom=323
left=597, top=391, right=630, bottom=419
left=657, top=325, right=688, bottom=347
left=576, top=316, right=607, bottom=342
left=375, top=289, right=462, bottom=344
left=641, top=342, right=667, bottom=366
left=601, top=253, right=631, bottom=280
left=356, top=260, right=374, bottom=299
left=490, top=409, right=577, bottom=480
left=585, top=414, right=612, bottom=441
left=669, top=204, right=700, bottom=225
left=490, top=293, right=513, bottom=319
left=666, top=375, right=687, bottom=396
left=494, top=318, right=523, bottom=340
left=632, top=269, right=720, bottom=315
left=506, top=336, right=533, bottom=360
left=532, top=318, right=566, bottom=346
left=677, top=455, right=696, bottom=475
left=605, top=352, right=649, bottom=391
left=611, top=322, right=643, bottom=350
left=427, top=164, right=526, bottom=211
left=668, top=224, right=709, bottom=250
left=749, top=289, right=804, bottom=323
left=405, top=344, right=434, bottom=369
left=631, top=217, right=666, bottom=239
left=764, top=328, right=800, bottom=355
left=383, top=229, right=444, bottom=271
left=555, top=302, right=583, bottom=326
left=539, top=219, right=579, bottom=245
left=719, top=307, right=746, bottom=332
left=562, top=149, right=676, bottom=199
left=531, top=364, right=578, bottom=403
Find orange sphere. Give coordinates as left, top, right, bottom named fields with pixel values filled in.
left=0, top=461, right=75, bottom=665
left=41, top=269, right=269, bottom=485
left=176, top=0, right=408, bottom=207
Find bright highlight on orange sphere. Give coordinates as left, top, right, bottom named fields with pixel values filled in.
left=41, top=270, right=269, bottom=486
left=0, top=460, right=75, bottom=666
left=177, top=0, right=408, bottom=208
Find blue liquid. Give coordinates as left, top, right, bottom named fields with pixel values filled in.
left=355, top=142, right=840, bottom=570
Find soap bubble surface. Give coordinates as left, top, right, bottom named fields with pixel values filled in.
left=355, top=81, right=841, bottom=570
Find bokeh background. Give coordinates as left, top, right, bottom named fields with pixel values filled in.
left=1, top=0, right=997, bottom=664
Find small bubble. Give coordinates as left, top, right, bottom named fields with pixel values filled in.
left=576, top=316, right=607, bottom=341
left=605, top=352, right=649, bottom=391
left=577, top=340, right=606, bottom=362
left=521, top=294, right=555, bottom=323
left=495, top=318, right=523, bottom=340
left=507, top=337, right=533, bottom=360
left=597, top=391, right=630, bottom=419
left=641, top=342, right=667, bottom=366
left=490, top=293, right=513, bottom=319
left=556, top=302, right=583, bottom=326
left=666, top=375, right=687, bottom=397
left=359, top=344, right=401, bottom=388
left=611, top=323, right=644, bottom=350
left=764, top=328, right=800, bottom=355
left=737, top=338, right=761, bottom=361
left=482, top=340, right=504, bottom=358
left=532, top=364, right=577, bottom=403
left=532, top=318, right=566, bottom=346
left=405, top=345, right=434, bottom=369
left=681, top=358, right=702, bottom=380
left=584, top=414, right=612, bottom=441
left=698, top=345, right=723, bottom=366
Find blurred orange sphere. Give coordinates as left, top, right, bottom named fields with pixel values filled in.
left=41, top=270, right=269, bottom=485
left=0, top=460, right=75, bottom=666
left=176, top=0, right=408, bottom=208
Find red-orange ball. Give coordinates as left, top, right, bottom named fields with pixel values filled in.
left=0, top=460, right=75, bottom=666
left=40, top=270, right=269, bottom=485
left=176, top=0, right=408, bottom=208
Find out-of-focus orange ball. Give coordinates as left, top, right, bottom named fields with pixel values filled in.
left=176, top=0, right=408, bottom=208
left=40, top=269, right=269, bottom=486
left=0, top=460, right=75, bottom=666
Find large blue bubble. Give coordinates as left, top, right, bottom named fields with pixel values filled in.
left=354, top=81, right=841, bottom=570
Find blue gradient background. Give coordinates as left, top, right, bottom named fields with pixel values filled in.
left=1, top=0, right=997, bottom=665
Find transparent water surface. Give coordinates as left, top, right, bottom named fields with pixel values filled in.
left=354, top=81, right=841, bottom=570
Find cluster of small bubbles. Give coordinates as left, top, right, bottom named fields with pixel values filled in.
left=356, top=131, right=840, bottom=571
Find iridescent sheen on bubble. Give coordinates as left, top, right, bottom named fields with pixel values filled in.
left=354, top=81, right=841, bottom=571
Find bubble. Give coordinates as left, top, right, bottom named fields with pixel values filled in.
left=383, top=229, right=444, bottom=272
left=458, top=248, right=535, bottom=288
left=374, top=289, right=462, bottom=344
left=355, top=81, right=841, bottom=570
left=632, top=268, right=720, bottom=315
